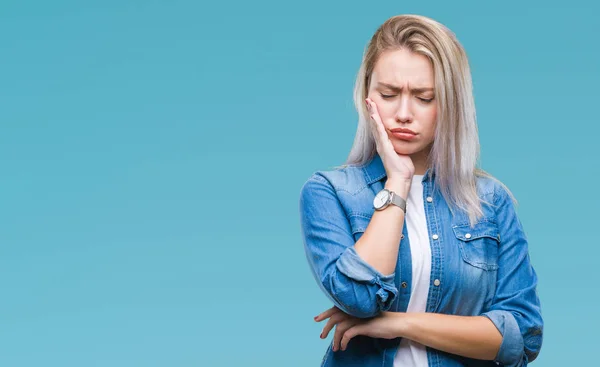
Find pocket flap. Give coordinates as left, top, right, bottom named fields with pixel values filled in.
left=452, top=220, right=500, bottom=242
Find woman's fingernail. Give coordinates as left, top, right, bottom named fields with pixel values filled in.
left=314, top=316, right=319, bottom=321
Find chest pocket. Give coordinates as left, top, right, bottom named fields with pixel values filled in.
left=452, top=220, right=500, bottom=271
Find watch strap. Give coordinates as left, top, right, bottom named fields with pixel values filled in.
left=389, top=191, right=407, bottom=213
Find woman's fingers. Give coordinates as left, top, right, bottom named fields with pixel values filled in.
left=314, top=305, right=340, bottom=322
left=366, top=99, right=382, bottom=139
left=313, top=306, right=360, bottom=351
left=366, top=99, right=385, bottom=137
left=341, top=323, right=366, bottom=351
left=320, top=311, right=348, bottom=339
left=366, top=98, right=392, bottom=152
left=333, top=318, right=358, bottom=352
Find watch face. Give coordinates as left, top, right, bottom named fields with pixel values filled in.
left=373, top=189, right=390, bottom=209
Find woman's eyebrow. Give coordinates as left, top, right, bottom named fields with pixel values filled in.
left=377, top=82, right=434, bottom=93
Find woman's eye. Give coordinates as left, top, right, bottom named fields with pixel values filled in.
left=380, top=93, right=433, bottom=103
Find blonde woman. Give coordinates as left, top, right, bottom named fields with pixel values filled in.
left=299, top=14, right=543, bottom=367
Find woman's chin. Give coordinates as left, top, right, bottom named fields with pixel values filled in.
left=391, top=145, right=417, bottom=156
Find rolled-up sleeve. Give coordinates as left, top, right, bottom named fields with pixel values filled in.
left=299, top=174, right=398, bottom=318
left=481, top=185, right=543, bottom=366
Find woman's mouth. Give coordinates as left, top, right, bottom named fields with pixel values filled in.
left=389, top=128, right=417, bottom=141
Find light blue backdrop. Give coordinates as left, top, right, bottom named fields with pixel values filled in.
left=1, top=0, right=597, bottom=366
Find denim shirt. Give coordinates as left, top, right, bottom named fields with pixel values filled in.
left=298, top=154, right=543, bottom=367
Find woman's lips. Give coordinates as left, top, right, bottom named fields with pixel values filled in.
left=389, top=128, right=417, bottom=141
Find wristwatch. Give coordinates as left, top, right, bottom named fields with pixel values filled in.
left=373, top=188, right=407, bottom=212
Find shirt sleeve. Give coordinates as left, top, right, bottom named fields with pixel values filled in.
left=481, top=184, right=544, bottom=366
left=299, top=174, right=398, bottom=318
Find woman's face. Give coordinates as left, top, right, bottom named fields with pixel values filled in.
left=367, top=48, right=438, bottom=159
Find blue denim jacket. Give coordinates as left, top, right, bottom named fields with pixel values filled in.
left=298, top=154, right=543, bottom=367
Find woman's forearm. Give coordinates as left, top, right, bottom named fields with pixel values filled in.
left=354, top=179, right=411, bottom=276
left=396, top=312, right=502, bottom=361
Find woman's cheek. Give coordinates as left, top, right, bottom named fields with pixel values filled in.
left=378, top=104, right=395, bottom=120
left=427, top=103, right=438, bottom=118
left=417, top=106, right=436, bottom=123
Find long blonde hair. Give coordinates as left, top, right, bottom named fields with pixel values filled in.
left=342, top=14, right=515, bottom=226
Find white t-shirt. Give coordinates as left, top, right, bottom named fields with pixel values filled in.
left=393, top=174, right=431, bottom=367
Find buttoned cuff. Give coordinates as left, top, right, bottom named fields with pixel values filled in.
left=336, top=246, right=398, bottom=311
left=482, top=310, right=524, bottom=366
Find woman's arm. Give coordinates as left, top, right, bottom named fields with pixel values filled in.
left=394, top=312, right=502, bottom=360
left=316, top=308, right=501, bottom=360
left=354, top=177, right=411, bottom=275
left=299, top=174, right=409, bottom=318
left=388, top=188, right=543, bottom=365
left=478, top=183, right=543, bottom=365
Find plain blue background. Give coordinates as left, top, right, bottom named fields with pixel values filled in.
left=1, top=0, right=597, bottom=366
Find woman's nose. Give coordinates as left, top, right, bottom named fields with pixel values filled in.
left=395, top=97, right=413, bottom=123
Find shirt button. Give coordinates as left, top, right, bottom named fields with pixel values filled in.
left=433, top=279, right=441, bottom=286
left=432, top=234, right=439, bottom=240
left=426, top=196, right=433, bottom=202
left=401, top=282, right=408, bottom=288
left=465, top=233, right=472, bottom=239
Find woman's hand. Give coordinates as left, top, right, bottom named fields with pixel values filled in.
left=314, top=305, right=403, bottom=352
left=366, top=98, right=415, bottom=184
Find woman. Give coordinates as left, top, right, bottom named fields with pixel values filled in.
left=298, top=14, right=543, bottom=367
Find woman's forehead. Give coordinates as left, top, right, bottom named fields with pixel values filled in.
left=372, top=49, right=434, bottom=86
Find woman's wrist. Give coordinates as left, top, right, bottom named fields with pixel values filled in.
left=393, top=312, right=410, bottom=338
left=385, top=178, right=411, bottom=199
